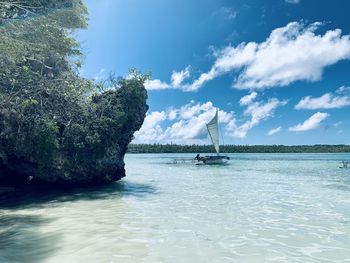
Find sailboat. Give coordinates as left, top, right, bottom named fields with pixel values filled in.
left=194, top=109, right=230, bottom=165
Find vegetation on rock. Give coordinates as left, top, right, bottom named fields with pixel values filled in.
left=0, top=0, right=148, bottom=186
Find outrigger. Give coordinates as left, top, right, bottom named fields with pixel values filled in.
left=339, top=161, right=350, bottom=169
left=171, top=109, right=230, bottom=165
left=193, top=154, right=230, bottom=165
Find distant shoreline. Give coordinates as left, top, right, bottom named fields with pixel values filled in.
left=128, top=144, right=350, bottom=153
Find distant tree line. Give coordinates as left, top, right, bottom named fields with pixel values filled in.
left=128, top=144, right=350, bottom=153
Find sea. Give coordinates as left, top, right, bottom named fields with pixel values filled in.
left=1, top=153, right=350, bottom=263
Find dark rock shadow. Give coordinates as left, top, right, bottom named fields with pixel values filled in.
left=0, top=214, right=61, bottom=263
left=0, top=180, right=157, bottom=209
left=0, top=181, right=156, bottom=262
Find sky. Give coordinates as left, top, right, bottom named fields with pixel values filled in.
left=79, top=0, right=350, bottom=145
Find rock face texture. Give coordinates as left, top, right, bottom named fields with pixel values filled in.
left=0, top=1, right=148, bottom=188
left=0, top=77, right=148, bottom=187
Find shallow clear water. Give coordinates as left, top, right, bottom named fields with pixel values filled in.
left=1, top=153, right=350, bottom=262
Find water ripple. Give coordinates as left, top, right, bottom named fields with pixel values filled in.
left=0, top=153, right=350, bottom=262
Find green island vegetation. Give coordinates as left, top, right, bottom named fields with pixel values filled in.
left=0, top=0, right=148, bottom=186
left=128, top=144, right=350, bottom=153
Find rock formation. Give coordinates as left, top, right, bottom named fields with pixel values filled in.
left=0, top=0, right=148, bottom=187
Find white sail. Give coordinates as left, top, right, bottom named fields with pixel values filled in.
left=206, top=109, right=220, bottom=154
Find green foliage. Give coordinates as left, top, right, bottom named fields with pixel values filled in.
left=0, top=0, right=88, bottom=26
left=0, top=1, right=148, bottom=183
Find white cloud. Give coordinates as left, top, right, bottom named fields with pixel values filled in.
left=337, top=86, right=350, bottom=94
left=167, top=108, right=177, bottom=120
left=285, top=0, right=300, bottom=4
left=187, top=42, right=257, bottom=91
left=268, top=126, right=282, bottom=136
left=186, top=68, right=217, bottom=92
left=133, top=101, right=234, bottom=144
left=144, top=66, right=191, bottom=91
left=289, top=112, right=330, bottom=132
left=144, top=79, right=170, bottom=90
left=133, top=111, right=166, bottom=143
left=187, top=21, right=350, bottom=91
left=226, top=97, right=287, bottom=138
left=295, top=93, right=350, bottom=109
left=245, top=99, right=287, bottom=126
left=164, top=104, right=233, bottom=142
left=134, top=95, right=287, bottom=143
left=171, top=66, right=191, bottom=88
left=239, top=92, right=258, bottom=105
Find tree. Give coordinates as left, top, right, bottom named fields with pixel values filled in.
left=0, top=1, right=148, bottom=186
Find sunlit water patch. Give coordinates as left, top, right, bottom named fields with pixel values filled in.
left=1, top=153, right=350, bottom=262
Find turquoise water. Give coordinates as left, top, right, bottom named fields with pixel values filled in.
left=1, top=153, right=350, bottom=262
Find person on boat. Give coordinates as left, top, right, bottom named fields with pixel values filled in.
left=195, top=154, right=200, bottom=160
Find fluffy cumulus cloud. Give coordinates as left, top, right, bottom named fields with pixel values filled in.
left=289, top=112, right=330, bottom=132
left=171, top=66, right=191, bottom=88
left=133, top=111, right=167, bottom=142
left=163, top=103, right=233, bottom=142
left=267, top=126, right=282, bottom=136
left=186, top=21, right=350, bottom=91
left=133, top=101, right=234, bottom=144
left=226, top=96, right=287, bottom=138
left=187, top=42, right=257, bottom=91
left=295, top=94, right=350, bottom=109
left=295, top=86, right=350, bottom=109
left=144, top=79, right=170, bottom=90
left=144, top=66, right=191, bottom=91
left=239, top=92, right=258, bottom=105
left=133, top=95, right=287, bottom=143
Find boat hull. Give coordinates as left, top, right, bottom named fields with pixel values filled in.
left=195, top=155, right=230, bottom=165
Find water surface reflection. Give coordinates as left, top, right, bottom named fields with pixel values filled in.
left=0, top=181, right=157, bottom=262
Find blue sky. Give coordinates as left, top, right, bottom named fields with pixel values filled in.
left=79, top=0, right=350, bottom=145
